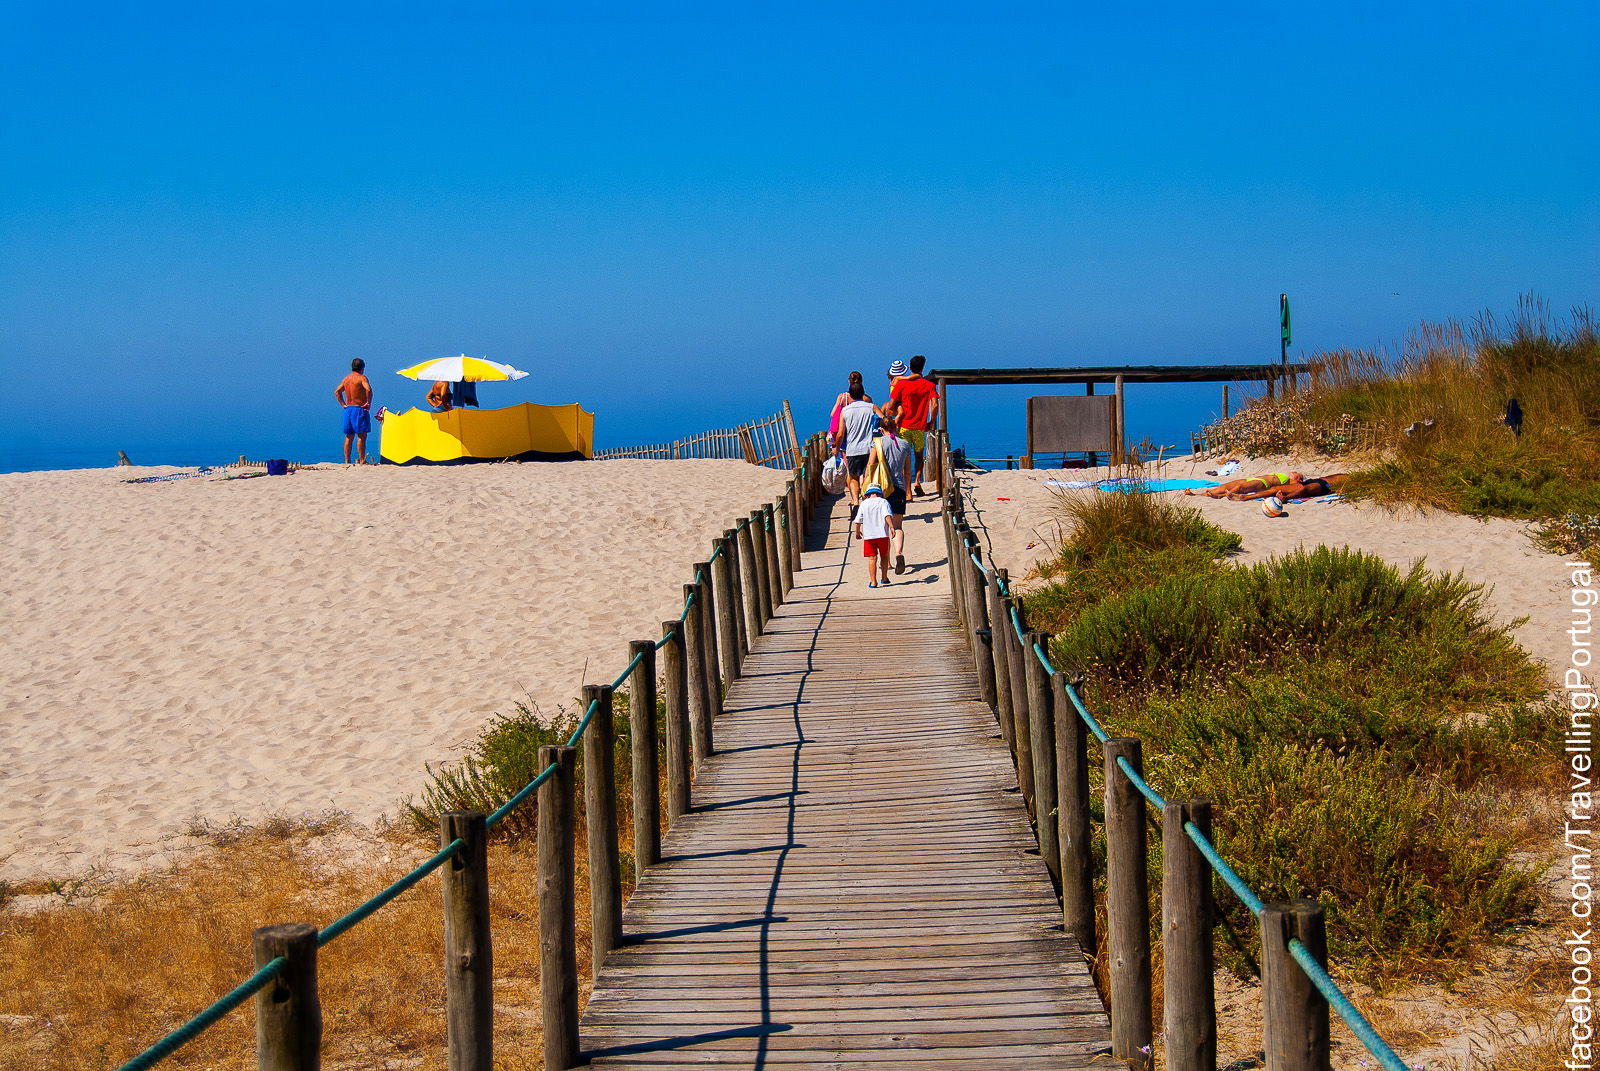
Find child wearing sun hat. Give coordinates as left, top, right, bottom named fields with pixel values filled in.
left=852, top=484, right=893, bottom=588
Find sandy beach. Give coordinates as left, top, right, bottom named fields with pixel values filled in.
left=0, top=460, right=789, bottom=882
left=962, top=453, right=1579, bottom=683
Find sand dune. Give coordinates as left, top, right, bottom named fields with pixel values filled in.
left=0, top=460, right=788, bottom=881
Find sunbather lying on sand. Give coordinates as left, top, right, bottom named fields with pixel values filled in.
left=1185, top=471, right=1303, bottom=498
left=1228, top=473, right=1349, bottom=501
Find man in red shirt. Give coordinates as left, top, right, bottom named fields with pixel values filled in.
left=887, top=354, right=939, bottom=497
left=334, top=358, right=374, bottom=464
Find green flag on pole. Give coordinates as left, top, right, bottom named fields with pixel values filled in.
left=1280, top=293, right=1291, bottom=347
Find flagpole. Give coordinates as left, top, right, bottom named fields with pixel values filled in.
left=1279, top=293, right=1290, bottom=369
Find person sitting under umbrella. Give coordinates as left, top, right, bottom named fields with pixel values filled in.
left=426, top=380, right=453, bottom=411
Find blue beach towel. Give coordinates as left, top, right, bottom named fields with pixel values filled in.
left=1097, top=478, right=1219, bottom=494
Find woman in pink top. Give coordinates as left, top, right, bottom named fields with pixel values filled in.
left=828, top=370, right=874, bottom=452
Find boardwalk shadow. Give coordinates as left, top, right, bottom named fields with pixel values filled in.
left=583, top=1023, right=795, bottom=1060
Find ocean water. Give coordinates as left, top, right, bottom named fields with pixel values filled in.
left=1, top=379, right=1247, bottom=475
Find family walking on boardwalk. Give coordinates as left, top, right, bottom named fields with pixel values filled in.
left=829, top=356, right=940, bottom=589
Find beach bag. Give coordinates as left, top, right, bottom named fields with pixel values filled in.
left=863, top=439, right=894, bottom=494
left=821, top=454, right=846, bottom=494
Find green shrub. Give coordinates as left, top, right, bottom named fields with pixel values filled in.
left=1023, top=499, right=1552, bottom=981
left=1176, top=744, right=1539, bottom=980
left=403, top=701, right=577, bottom=841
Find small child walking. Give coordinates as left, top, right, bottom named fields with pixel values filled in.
left=853, top=484, right=893, bottom=588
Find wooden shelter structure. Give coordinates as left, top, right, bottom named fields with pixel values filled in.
left=930, top=363, right=1312, bottom=466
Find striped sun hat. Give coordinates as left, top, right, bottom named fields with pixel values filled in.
left=888, top=360, right=908, bottom=376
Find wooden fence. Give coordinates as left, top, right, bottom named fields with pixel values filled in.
left=593, top=400, right=802, bottom=470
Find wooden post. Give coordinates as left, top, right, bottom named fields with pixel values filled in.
left=986, top=559, right=1016, bottom=751
left=999, top=583, right=1034, bottom=808
left=1024, top=631, right=1060, bottom=885
left=628, top=640, right=661, bottom=868
left=694, top=564, right=724, bottom=724
left=1113, top=373, right=1126, bottom=467
left=660, top=620, right=691, bottom=821
left=787, top=480, right=803, bottom=575
left=712, top=538, right=741, bottom=682
left=253, top=922, right=321, bottom=1071
left=781, top=398, right=802, bottom=468
left=1263, top=900, right=1332, bottom=1071
left=725, top=527, right=750, bottom=659
left=965, top=542, right=998, bottom=710
left=748, top=509, right=772, bottom=629
left=441, top=812, right=492, bottom=1071
left=776, top=496, right=795, bottom=596
left=942, top=500, right=962, bottom=620
left=1053, top=672, right=1096, bottom=956
left=582, top=684, right=622, bottom=974
left=537, top=745, right=579, bottom=1071
left=683, top=584, right=713, bottom=763
left=738, top=425, right=758, bottom=464
left=1104, top=737, right=1153, bottom=1065
left=935, top=379, right=948, bottom=496
left=1163, top=800, right=1216, bottom=1071
left=1222, top=383, right=1231, bottom=418
left=762, top=504, right=782, bottom=608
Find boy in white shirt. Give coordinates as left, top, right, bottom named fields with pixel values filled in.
left=852, top=484, right=893, bottom=588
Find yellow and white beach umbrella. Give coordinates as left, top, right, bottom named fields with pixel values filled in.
left=395, top=354, right=529, bottom=382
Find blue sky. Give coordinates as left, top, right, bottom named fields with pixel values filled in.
left=2, top=2, right=1595, bottom=468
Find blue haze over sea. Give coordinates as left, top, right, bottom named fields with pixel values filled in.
left=1, top=377, right=1241, bottom=475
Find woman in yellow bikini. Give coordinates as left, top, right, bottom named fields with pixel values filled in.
left=1185, top=471, right=1303, bottom=499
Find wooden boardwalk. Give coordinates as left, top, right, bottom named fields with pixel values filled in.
left=579, top=494, right=1111, bottom=1068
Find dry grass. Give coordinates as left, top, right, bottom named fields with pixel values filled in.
left=0, top=808, right=634, bottom=1070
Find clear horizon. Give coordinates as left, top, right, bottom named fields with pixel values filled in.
left=3, top=4, right=1595, bottom=473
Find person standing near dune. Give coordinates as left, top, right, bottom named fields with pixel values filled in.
left=334, top=358, right=374, bottom=465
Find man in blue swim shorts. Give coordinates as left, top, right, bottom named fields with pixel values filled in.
left=334, top=358, right=375, bottom=464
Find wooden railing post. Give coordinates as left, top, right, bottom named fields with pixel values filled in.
left=962, top=537, right=998, bottom=711
left=712, top=538, right=741, bottom=682
left=253, top=922, right=321, bottom=1071
left=1024, top=631, right=1060, bottom=885
left=1263, top=900, right=1331, bottom=1071
left=537, top=745, right=579, bottom=1071
left=762, top=503, right=782, bottom=608
left=776, top=496, right=795, bottom=596
left=582, top=684, right=622, bottom=973
left=1053, top=671, right=1096, bottom=957
left=441, top=812, right=492, bottom=1071
left=683, top=584, right=713, bottom=763
left=943, top=504, right=965, bottom=627
left=748, top=509, right=772, bottom=629
left=1163, top=799, right=1216, bottom=1071
left=628, top=640, right=661, bottom=868
left=1104, top=737, right=1153, bottom=1065
left=998, top=578, right=1035, bottom=807
left=985, top=554, right=1016, bottom=751
left=660, top=620, right=691, bottom=821
left=693, top=564, right=724, bottom=723
left=725, top=527, right=750, bottom=659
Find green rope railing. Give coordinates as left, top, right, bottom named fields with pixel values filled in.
left=114, top=958, right=286, bottom=1071
left=961, top=499, right=1408, bottom=1071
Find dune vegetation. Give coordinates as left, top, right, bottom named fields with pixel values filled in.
left=1024, top=490, right=1558, bottom=985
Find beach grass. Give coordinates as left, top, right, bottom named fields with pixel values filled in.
left=1209, top=295, right=1600, bottom=527
left=1022, top=490, right=1557, bottom=985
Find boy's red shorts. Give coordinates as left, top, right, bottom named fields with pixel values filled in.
left=862, top=537, right=890, bottom=559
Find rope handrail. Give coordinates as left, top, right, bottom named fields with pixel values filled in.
left=114, top=958, right=287, bottom=1071
left=956, top=487, right=1409, bottom=1071
left=319, top=838, right=465, bottom=946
